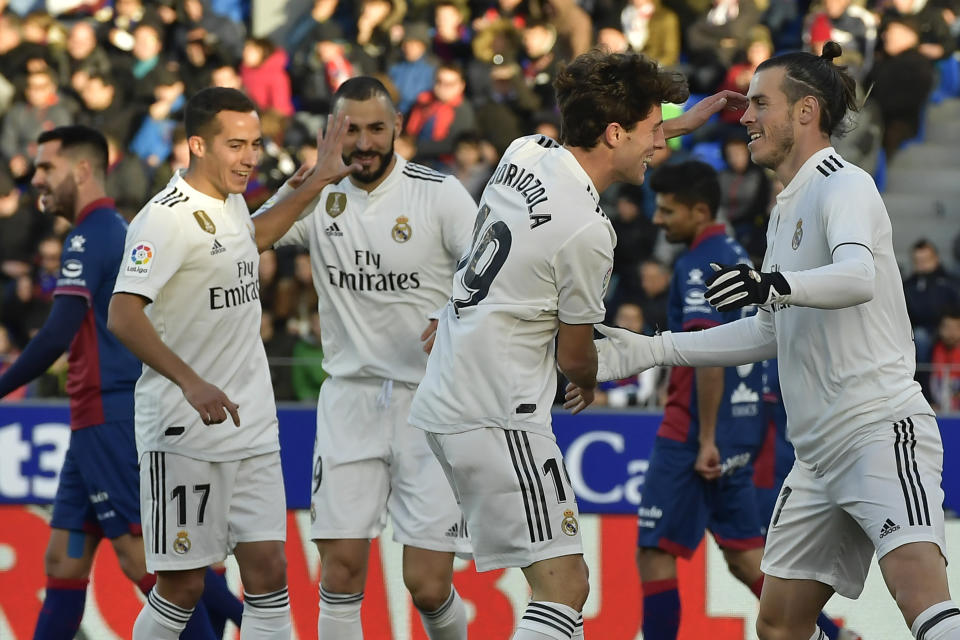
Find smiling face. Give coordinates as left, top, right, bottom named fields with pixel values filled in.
left=652, top=192, right=703, bottom=244
left=612, top=104, right=666, bottom=185
left=334, top=94, right=400, bottom=188
left=190, top=110, right=262, bottom=198
left=740, top=66, right=797, bottom=172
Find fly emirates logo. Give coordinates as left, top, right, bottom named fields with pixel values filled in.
left=325, top=250, right=421, bottom=292
left=209, top=259, right=260, bottom=309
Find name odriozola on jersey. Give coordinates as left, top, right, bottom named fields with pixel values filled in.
left=763, top=147, right=932, bottom=467
left=410, top=135, right=616, bottom=434
left=271, top=156, right=476, bottom=383
left=114, top=172, right=278, bottom=461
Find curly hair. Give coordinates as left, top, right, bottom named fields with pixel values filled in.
left=553, top=49, right=689, bottom=148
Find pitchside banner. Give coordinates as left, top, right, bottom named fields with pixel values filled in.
left=2, top=403, right=960, bottom=512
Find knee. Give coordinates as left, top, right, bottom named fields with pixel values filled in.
left=755, top=612, right=793, bottom=640
left=406, top=576, right=452, bottom=613
left=255, top=552, right=288, bottom=593
left=114, top=549, right=145, bottom=583
left=159, top=573, right=206, bottom=608
left=319, top=550, right=366, bottom=593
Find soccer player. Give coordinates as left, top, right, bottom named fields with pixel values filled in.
left=408, top=50, right=745, bottom=640
left=569, top=42, right=959, bottom=640
left=261, top=76, right=476, bottom=640
left=108, top=87, right=359, bottom=640
left=638, top=160, right=767, bottom=639
left=0, top=125, right=235, bottom=640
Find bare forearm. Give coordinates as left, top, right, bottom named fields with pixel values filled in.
left=695, top=366, right=724, bottom=443
left=107, top=295, right=199, bottom=389
left=560, top=351, right=598, bottom=390
left=253, top=184, right=329, bottom=252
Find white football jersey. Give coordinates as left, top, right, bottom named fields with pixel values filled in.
left=114, top=172, right=279, bottom=462
left=409, top=135, right=616, bottom=435
left=763, top=147, right=932, bottom=467
left=273, top=157, right=476, bottom=383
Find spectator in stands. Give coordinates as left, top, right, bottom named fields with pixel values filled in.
left=904, top=240, right=960, bottom=396
left=389, top=21, right=438, bottom=114
left=930, top=306, right=960, bottom=412
left=210, top=60, right=243, bottom=89
left=0, top=167, right=52, bottom=289
left=803, top=0, right=877, bottom=73
left=2, top=237, right=61, bottom=349
left=122, top=21, right=172, bottom=105
left=866, top=15, right=936, bottom=156
left=104, top=128, right=150, bottom=220
left=149, top=123, right=189, bottom=196
left=620, top=0, right=682, bottom=66
left=129, top=66, right=185, bottom=167
left=285, top=0, right=340, bottom=56
left=179, top=33, right=223, bottom=98
left=260, top=308, right=297, bottom=402
left=434, top=1, right=473, bottom=65
left=452, top=130, right=495, bottom=202
left=291, top=21, right=372, bottom=114
left=404, top=61, right=477, bottom=168
left=610, top=184, right=659, bottom=304
left=521, top=19, right=563, bottom=111
left=1, top=67, right=75, bottom=179
left=292, top=310, right=328, bottom=402
left=99, top=0, right=158, bottom=57
left=174, top=0, right=245, bottom=62
left=65, top=21, right=112, bottom=93
left=0, top=13, right=34, bottom=87
left=474, top=56, right=541, bottom=155
left=0, top=325, right=27, bottom=401
left=686, top=0, right=763, bottom=90
left=640, top=258, right=671, bottom=334
left=241, top=37, right=294, bottom=117
left=356, top=0, right=404, bottom=68
left=718, top=132, right=772, bottom=261
left=880, top=0, right=956, bottom=59
left=76, top=73, right=138, bottom=147
left=718, top=25, right=773, bottom=126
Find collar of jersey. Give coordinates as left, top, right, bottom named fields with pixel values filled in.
left=776, top=146, right=838, bottom=204
left=556, top=145, right=601, bottom=206
left=76, top=197, right=116, bottom=225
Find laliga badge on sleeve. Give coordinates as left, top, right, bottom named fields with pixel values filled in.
left=125, top=241, right=155, bottom=278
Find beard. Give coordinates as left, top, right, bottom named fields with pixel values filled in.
left=345, top=143, right=394, bottom=184
left=39, top=175, right=78, bottom=218
left=753, top=120, right=796, bottom=171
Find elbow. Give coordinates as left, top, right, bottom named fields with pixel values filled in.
left=106, top=299, right=125, bottom=341
left=557, top=352, right=598, bottom=384
left=850, top=262, right=876, bottom=306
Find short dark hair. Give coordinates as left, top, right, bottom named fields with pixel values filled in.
left=37, top=125, right=108, bottom=178
left=756, top=41, right=858, bottom=137
left=649, top=160, right=721, bottom=218
left=553, top=49, right=689, bottom=148
left=332, top=76, right=395, bottom=111
left=913, top=239, right=938, bottom=253
left=184, top=86, right=257, bottom=140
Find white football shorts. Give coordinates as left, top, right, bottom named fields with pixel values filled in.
left=310, top=377, right=470, bottom=554
left=761, top=413, right=946, bottom=598
left=425, top=426, right=583, bottom=572
left=140, top=450, right=286, bottom=572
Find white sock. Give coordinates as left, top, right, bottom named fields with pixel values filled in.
left=241, top=587, right=291, bottom=639
left=417, top=586, right=468, bottom=640
left=912, top=601, right=960, bottom=640
left=318, top=585, right=364, bottom=640
left=513, top=601, right=583, bottom=640
left=132, top=590, right=191, bottom=639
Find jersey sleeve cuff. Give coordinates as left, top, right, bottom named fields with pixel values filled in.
left=558, top=311, right=606, bottom=325
left=53, top=286, right=92, bottom=303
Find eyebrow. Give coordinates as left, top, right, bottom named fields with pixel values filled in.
left=749, top=94, right=769, bottom=102
left=35, top=161, right=53, bottom=170
left=225, top=137, right=263, bottom=144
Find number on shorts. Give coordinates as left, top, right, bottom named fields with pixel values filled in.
left=312, top=456, right=323, bottom=493
left=452, top=204, right=512, bottom=314
left=542, top=458, right=568, bottom=503
left=171, top=483, right=211, bottom=527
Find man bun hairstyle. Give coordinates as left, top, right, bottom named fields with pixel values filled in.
left=756, top=40, right=858, bottom=138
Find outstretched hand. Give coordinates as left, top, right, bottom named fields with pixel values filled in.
left=297, top=112, right=363, bottom=193
left=665, top=90, right=749, bottom=139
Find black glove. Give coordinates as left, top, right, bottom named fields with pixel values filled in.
left=704, top=262, right=791, bottom=312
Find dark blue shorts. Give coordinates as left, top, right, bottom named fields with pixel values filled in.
left=637, top=436, right=764, bottom=558
left=753, top=403, right=796, bottom=533
left=50, top=420, right=141, bottom=539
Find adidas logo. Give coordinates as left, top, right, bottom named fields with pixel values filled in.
left=325, top=222, right=343, bottom=237
left=445, top=520, right=468, bottom=538
left=879, top=518, right=900, bottom=539
left=210, top=238, right=226, bottom=255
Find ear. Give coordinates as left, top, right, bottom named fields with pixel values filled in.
left=188, top=134, right=205, bottom=158
left=603, top=122, right=622, bottom=148
left=797, top=95, right=819, bottom=126
left=73, top=158, right=93, bottom=185
left=692, top=201, right=712, bottom=222
left=394, top=112, right=403, bottom=138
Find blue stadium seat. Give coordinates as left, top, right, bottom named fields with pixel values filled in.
left=690, top=141, right=728, bottom=171
left=931, top=54, right=960, bottom=103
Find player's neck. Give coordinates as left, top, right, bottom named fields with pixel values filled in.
left=775, top=136, right=831, bottom=187
left=183, top=166, right=228, bottom=201
left=71, top=186, right=108, bottom=222
left=565, top=144, right=612, bottom=193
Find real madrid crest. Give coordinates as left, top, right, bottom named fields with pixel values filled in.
left=792, top=219, right=803, bottom=250
left=193, top=210, right=216, bottom=234
left=326, top=192, right=347, bottom=218
left=173, top=530, right=192, bottom=554
left=561, top=509, right=579, bottom=536
left=392, top=216, right=412, bottom=243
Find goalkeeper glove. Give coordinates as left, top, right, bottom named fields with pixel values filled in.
left=704, top=262, right=791, bottom=312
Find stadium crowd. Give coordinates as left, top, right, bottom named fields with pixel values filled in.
left=0, top=0, right=958, bottom=410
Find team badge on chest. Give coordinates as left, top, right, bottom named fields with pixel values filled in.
left=193, top=210, right=216, bottom=234
left=392, top=216, right=412, bottom=243
left=792, top=219, right=803, bottom=250
left=326, top=192, right=347, bottom=218
left=173, top=530, right=192, bottom=554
